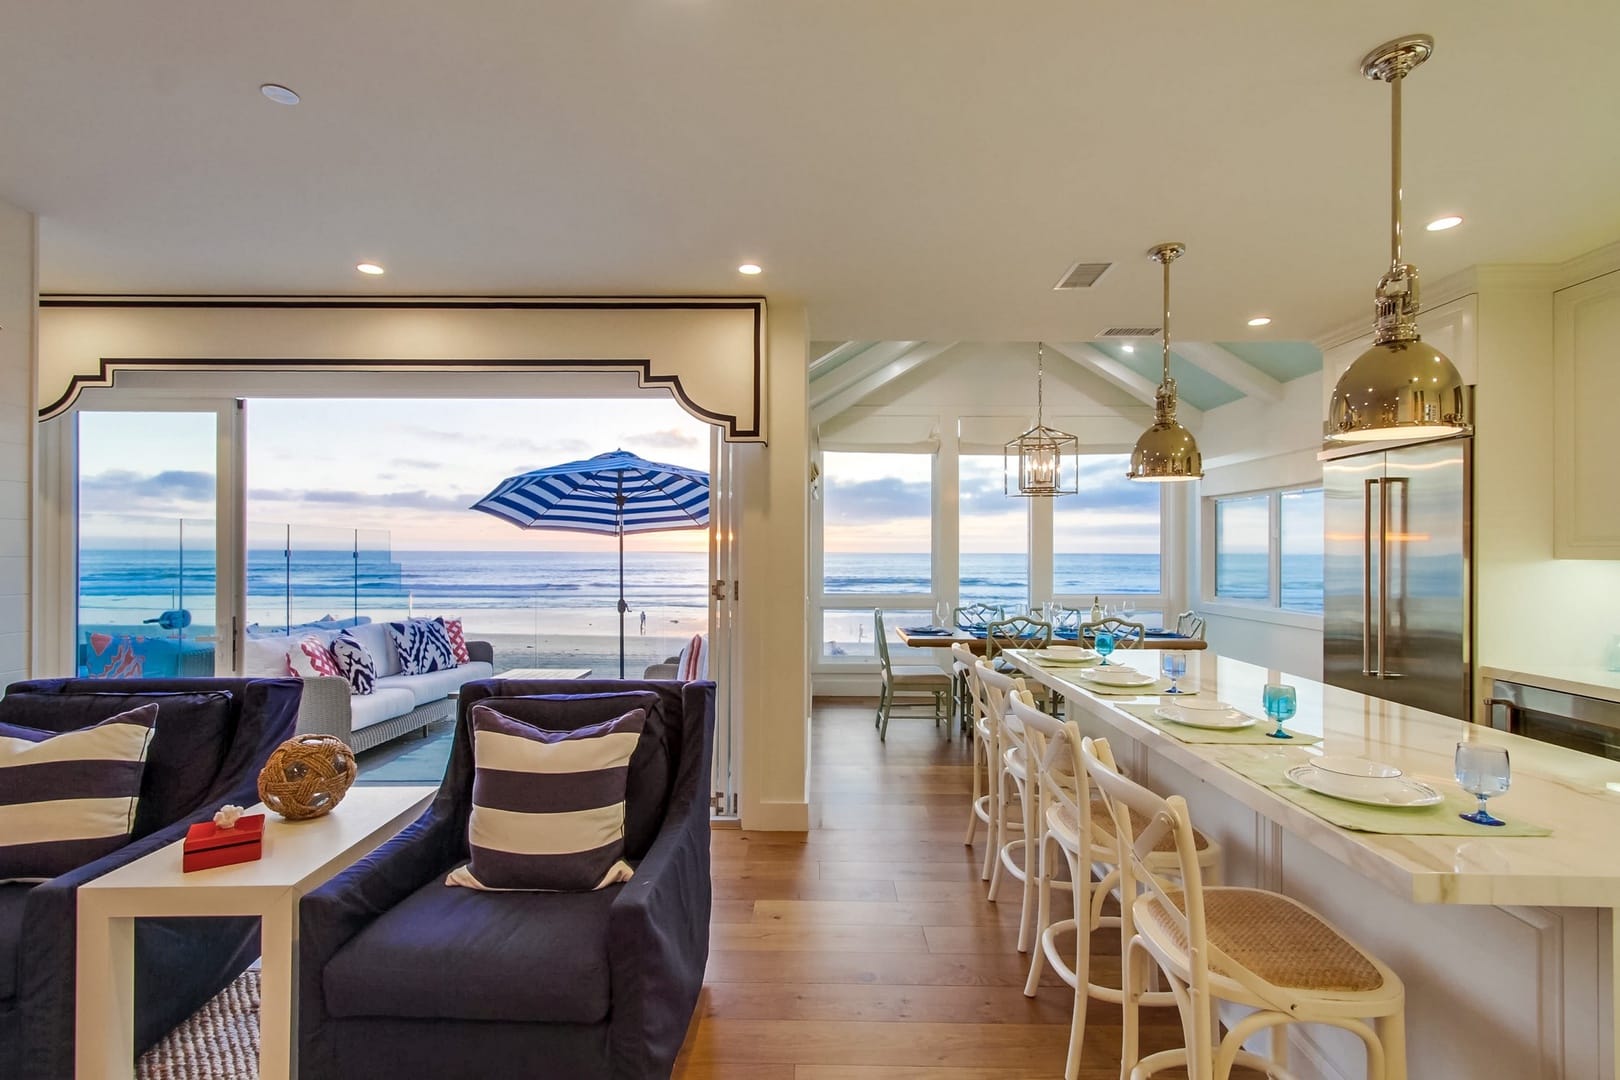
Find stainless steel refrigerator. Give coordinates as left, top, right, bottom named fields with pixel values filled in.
left=1323, top=437, right=1472, bottom=720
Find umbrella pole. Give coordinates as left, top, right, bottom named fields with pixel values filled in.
left=617, top=476, right=627, bottom=678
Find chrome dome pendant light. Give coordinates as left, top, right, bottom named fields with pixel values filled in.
left=1325, top=33, right=1472, bottom=445
left=1128, top=242, right=1202, bottom=482
left=1005, top=342, right=1079, bottom=497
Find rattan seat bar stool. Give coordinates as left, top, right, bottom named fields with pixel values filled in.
left=1009, top=701, right=1221, bottom=1080
left=1082, top=736, right=1408, bottom=1080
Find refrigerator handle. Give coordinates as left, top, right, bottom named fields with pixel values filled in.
left=1380, top=477, right=1407, bottom=680
left=1363, top=477, right=1379, bottom=676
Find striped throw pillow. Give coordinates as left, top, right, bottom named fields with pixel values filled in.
left=447, top=703, right=645, bottom=892
left=0, top=703, right=159, bottom=882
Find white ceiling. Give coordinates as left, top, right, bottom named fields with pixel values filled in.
left=3, top=2, right=1618, bottom=343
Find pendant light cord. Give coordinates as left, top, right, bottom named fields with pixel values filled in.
left=1035, top=342, right=1045, bottom=424
left=1161, top=256, right=1172, bottom=386
left=1390, top=71, right=1403, bottom=269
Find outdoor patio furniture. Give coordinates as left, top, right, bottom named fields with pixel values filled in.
left=0, top=676, right=301, bottom=1080
left=299, top=677, right=715, bottom=1080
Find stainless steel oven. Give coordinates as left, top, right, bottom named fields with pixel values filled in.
left=1486, top=679, right=1620, bottom=761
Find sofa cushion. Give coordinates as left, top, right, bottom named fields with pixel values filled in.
left=347, top=688, right=417, bottom=733
left=388, top=618, right=456, bottom=676
left=374, top=662, right=493, bottom=708
left=291, top=634, right=342, bottom=679
left=0, top=704, right=159, bottom=882
left=331, top=631, right=377, bottom=695
left=0, top=690, right=234, bottom=840
left=0, top=882, right=33, bottom=999
left=347, top=621, right=401, bottom=678
left=447, top=703, right=643, bottom=892
left=443, top=618, right=471, bottom=664
left=241, top=634, right=295, bottom=677
left=322, top=876, right=620, bottom=1024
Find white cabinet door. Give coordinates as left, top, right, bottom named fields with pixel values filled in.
left=1554, top=270, right=1620, bottom=558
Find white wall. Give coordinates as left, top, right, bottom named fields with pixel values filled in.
left=0, top=201, right=35, bottom=686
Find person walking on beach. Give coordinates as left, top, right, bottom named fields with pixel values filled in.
left=639, top=610, right=647, bottom=635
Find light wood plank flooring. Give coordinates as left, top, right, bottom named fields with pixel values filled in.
left=673, top=700, right=1260, bottom=1080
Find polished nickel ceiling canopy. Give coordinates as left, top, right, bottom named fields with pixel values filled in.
left=1005, top=342, right=1079, bottom=497
left=1128, top=242, right=1203, bottom=482
left=1325, top=34, right=1473, bottom=446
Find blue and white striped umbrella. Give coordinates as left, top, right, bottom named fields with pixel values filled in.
left=470, top=450, right=710, bottom=676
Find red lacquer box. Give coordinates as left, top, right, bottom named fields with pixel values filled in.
left=182, top=814, right=266, bottom=872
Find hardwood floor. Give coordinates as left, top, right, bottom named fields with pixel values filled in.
left=672, top=700, right=1260, bottom=1080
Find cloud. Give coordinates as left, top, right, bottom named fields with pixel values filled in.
left=249, top=486, right=486, bottom=513
left=630, top=427, right=701, bottom=451
left=824, top=476, right=931, bottom=523
left=80, top=469, right=215, bottom=507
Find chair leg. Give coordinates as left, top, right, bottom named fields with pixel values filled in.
left=964, top=732, right=983, bottom=846
left=1016, top=783, right=1039, bottom=953
left=1377, top=1010, right=1407, bottom=1080
left=877, top=682, right=891, bottom=741
left=1023, top=831, right=1052, bottom=994
left=987, top=768, right=1010, bottom=899
left=1120, top=937, right=1147, bottom=1080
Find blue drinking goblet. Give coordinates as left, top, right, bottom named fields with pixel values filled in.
left=1263, top=683, right=1297, bottom=740
left=1094, top=632, right=1115, bottom=665
left=1161, top=652, right=1188, bottom=694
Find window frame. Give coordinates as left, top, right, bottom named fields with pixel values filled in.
left=1201, top=483, right=1324, bottom=621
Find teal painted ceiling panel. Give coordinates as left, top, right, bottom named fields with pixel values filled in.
left=1214, top=341, right=1323, bottom=382
left=1087, top=341, right=1245, bottom=411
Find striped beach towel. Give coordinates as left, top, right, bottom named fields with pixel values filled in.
left=0, top=703, right=159, bottom=882
left=447, top=703, right=645, bottom=892
left=678, top=634, right=707, bottom=681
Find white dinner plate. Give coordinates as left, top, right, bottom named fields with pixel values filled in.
left=1079, top=666, right=1157, bottom=688
left=1167, top=697, right=1232, bottom=712
left=1040, top=646, right=1099, bottom=664
left=1154, top=705, right=1256, bottom=730
left=1285, top=764, right=1443, bottom=808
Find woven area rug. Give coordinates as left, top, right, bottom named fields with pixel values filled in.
left=137, top=969, right=259, bottom=1080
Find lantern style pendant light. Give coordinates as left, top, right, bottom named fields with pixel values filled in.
left=1005, top=342, right=1079, bottom=497
left=1128, top=242, right=1202, bottom=482
left=1325, top=33, right=1472, bottom=445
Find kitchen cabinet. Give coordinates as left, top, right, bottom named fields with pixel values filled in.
left=1554, top=269, right=1620, bottom=558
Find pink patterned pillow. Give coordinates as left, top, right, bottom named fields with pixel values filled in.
left=296, top=635, right=342, bottom=678
left=442, top=618, right=471, bottom=665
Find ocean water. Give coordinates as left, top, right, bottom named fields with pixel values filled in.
left=825, top=552, right=1164, bottom=600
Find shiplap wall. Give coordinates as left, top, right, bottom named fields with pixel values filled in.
left=0, top=201, right=35, bottom=685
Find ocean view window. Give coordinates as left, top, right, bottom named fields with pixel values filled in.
left=821, top=451, right=932, bottom=595
left=1053, top=453, right=1162, bottom=596
left=1214, top=494, right=1270, bottom=602
left=960, top=455, right=1027, bottom=606
left=1280, top=487, right=1325, bottom=614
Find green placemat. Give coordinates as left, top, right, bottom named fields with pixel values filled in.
left=1119, top=703, right=1321, bottom=745
left=1218, top=748, right=1552, bottom=836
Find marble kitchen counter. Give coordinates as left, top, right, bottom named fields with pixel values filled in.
left=1006, top=648, right=1620, bottom=907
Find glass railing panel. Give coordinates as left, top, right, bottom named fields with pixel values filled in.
left=77, top=514, right=217, bottom=678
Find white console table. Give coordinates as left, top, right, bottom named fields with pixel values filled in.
left=75, top=785, right=435, bottom=1080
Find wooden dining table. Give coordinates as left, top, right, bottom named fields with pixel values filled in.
left=894, top=626, right=1207, bottom=653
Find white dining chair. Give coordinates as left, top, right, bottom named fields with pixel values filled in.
left=1010, top=704, right=1221, bottom=1080
left=957, top=642, right=993, bottom=853
left=975, top=662, right=1032, bottom=910
left=1082, top=737, right=1408, bottom=1080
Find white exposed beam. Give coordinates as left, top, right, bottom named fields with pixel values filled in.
left=808, top=341, right=868, bottom=380
left=808, top=340, right=921, bottom=408
left=1048, top=341, right=1202, bottom=427
left=1175, top=342, right=1283, bottom=403
left=811, top=341, right=957, bottom=424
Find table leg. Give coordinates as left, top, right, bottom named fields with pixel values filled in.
left=76, top=907, right=136, bottom=1080
left=259, top=897, right=298, bottom=1080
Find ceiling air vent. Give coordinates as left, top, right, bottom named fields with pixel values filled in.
left=1052, top=260, right=1113, bottom=290
left=1096, top=326, right=1161, bottom=337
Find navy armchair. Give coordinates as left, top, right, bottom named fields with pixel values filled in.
left=301, top=678, right=714, bottom=1080
left=0, top=676, right=302, bottom=1080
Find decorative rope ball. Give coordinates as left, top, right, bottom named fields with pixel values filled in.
left=257, top=734, right=357, bottom=820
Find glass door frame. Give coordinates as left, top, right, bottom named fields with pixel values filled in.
left=39, top=393, right=244, bottom=678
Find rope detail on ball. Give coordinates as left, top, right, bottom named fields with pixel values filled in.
left=257, top=734, right=357, bottom=820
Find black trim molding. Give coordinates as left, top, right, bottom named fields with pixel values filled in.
left=36, top=296, right=768, bottom=441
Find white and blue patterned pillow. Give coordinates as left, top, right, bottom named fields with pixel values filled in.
left=330, top=630, right=377, bottom=695
left=388, top=617, right=456, bottom=676
left=0, top=703, right=159, bottom=882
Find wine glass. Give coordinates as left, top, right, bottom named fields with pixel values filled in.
left=1262, top=683, right=1297, bottom=740
left=1455, top=742, right=1510, bottom=826
left=935, top=600, right=951, bottom=630
left=1161, top=652, right=1188, bottom=694
left=1094, top=632, right=1115, bottom=666
left=1121, top=599, right=1136, bottom=621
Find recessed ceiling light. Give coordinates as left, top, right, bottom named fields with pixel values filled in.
left=260, top=84, right=300, bottom=106
left=355, top=262, right=385, bottom=275
left=1121, top=343, right=1135, bottom=353
left=737, top=263, right=763, bottom=275
left=1247, top=316, right=1273, bottom=327
left=1426, top=215, right=1463, bottom=232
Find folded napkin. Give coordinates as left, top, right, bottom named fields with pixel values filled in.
left=900, top=626, right=953, bottom=635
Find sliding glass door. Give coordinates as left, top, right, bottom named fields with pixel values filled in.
left=74, top=406, right=238, bottom=678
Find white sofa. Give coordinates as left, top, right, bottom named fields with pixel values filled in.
left=244, top=620, right=494, bottom=753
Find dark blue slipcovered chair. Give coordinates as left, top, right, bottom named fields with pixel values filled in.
left=0, top=676, right=302, bottom=1080
left=301, top=678, right=714, bottom=1080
